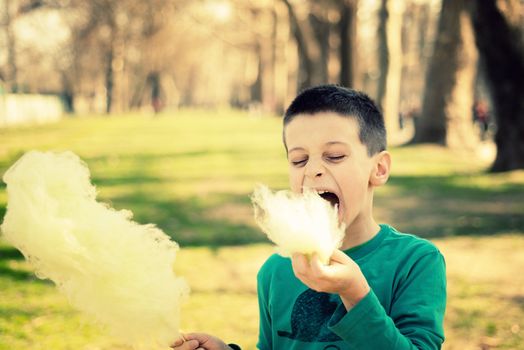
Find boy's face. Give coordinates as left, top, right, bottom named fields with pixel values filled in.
left=284, top=112, right=379, bottom=226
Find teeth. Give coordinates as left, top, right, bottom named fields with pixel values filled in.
left=303, top=187, right=330, bottom=195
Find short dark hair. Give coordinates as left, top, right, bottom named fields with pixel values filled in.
left=283, top=84, right=386, bottom=156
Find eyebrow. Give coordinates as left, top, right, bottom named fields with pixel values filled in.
left=287, top=146, right=305, bottom=153
left=287, top=141, right=349, bottom=154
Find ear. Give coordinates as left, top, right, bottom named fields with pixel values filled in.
left=370, top=151, right=391, bottom=187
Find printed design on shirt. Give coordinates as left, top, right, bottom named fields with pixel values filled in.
left=277, top=288, right=342, bottom=342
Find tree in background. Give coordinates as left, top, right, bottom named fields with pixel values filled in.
left=471, top=0, right=524, bottom=172
left=2, top=0, right=18, bottom=93
left=377, top=0, right=404, bottom=143
left=0, top=0, right=394, bottom=117
left=281, top=0, right=359, bottom=91
left=412, top=0, right=478, bottom=149
left=67, top=0, right=186, bottom=114
left=66, top=0, right=130, bottom=114
left=337, top=0, right=358, bottom=88
left=1, top=0, right=52, bottom=93
left=399, top=2, right=435, bottom=124
left=280, top=0, right=329, bottom=91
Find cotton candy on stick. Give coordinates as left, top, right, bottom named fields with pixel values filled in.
left=252, top=184, right=346, bottom=264
left=0, top=151, right=189, bottom=348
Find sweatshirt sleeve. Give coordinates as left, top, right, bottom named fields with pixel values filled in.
left=328, top=251, right=446, bottom=349
left=256, top=263, right=273, bottom=350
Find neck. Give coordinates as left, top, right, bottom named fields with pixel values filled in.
left=340, top=217, right=381, bottom=250
left=340, top=187, right=380, bottom=250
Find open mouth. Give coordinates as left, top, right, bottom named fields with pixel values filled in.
left=317, top=190, right=340, bottom=208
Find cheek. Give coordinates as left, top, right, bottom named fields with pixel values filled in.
left=340, top=175, right=367, bottom=203
left=288, top=169, right=303, bottom=192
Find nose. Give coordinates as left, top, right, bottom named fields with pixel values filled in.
left=304, top=158, right=324, bottom=178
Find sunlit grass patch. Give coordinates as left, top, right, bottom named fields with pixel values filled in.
left=436, top=234, right=524, bottom=349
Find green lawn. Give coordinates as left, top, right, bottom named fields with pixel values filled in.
left=1, top=110, right=523, bottom=349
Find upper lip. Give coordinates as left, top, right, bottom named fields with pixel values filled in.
left=315, top=189, right=334, bottom=194
left=304, top=186, right=337, bottom=195
left=305, top=187, right=342, bottom=202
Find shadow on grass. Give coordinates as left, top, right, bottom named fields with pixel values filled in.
left=0, top=245, right=50, bottom=284
left=0, top=245, right=24, bottom=260
left=389, top=174, right=524, bottom=198
left=84, top=151, right=275, bottom=247
left=380, top=175, right=524, bottom=238
left=0, top=306, right=41, bottom=320
left=106, top=191, right=266, bottom=247
left=0, top=264, right=43, bottom=282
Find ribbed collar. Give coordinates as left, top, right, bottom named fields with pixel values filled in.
left=343, top=224, right=390, bottom=260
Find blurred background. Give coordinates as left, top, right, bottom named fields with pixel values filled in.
left=2, top=0, right=524, bottom=169
left=1, top=0, right=523, bottom=349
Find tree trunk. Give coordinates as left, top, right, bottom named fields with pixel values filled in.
left=412, top=0, right=478, bottom=149
left=377, top=0, right=404, bottom=144
left=250, top=42, right=263, bottom=103
left=267, top=6, right=278, bottom=112
left=147, top=72, right=162, bottom=113
left=376, top=0, right=388, bottom=106
left=445, top=10, right=478, bottom=150
left=4, top=0, right=18, bottom=93
left=281, top=0, right=313, bottom=91
left=400, top=3, right=433, bottom=121
left=309, top=11, right=330, bottom=84
left=105, top=47, right=114, bottom=114
left=61, top=72, right=75, bottom=113
left=273, top=1, right=290, bottom=114
left=259, top=8, right=277, bottom=112
left=339, top=0, right=358, bottom=88
left=471, top=0, right=524, bottom=172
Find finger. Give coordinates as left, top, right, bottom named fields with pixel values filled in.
left=310, top=253, right=329, bottom=278
left=182, top=333, right=209, bottom=343
left=184, top=340, right=200, bottom=350
left=182, top=333, right=197, bottom=341
left=172, top=339, right=184, bottom=347
left=291, top=253, right=308, bottom=275
left=291, top=254, right=314, bottom=287
left=329, top=249, right=353, bottom=265
left=172, top=333, right=188, bottom=347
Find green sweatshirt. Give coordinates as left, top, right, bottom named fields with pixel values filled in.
left=257, top=224, right=446, bottom=350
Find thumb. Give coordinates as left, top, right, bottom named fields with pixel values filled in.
left=329, top=249, right=353, bottom=265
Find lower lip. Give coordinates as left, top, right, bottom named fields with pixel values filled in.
left=337, top=204, right=344, bottom=223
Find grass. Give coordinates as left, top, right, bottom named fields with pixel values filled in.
left=1, top=110, right=523, bottom=349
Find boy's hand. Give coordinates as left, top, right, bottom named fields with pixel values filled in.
left=291, top=250, right=370, bottom=310
left=171, top=333, right=232, bottom=350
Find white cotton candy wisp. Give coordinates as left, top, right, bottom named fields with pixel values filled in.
left=0, top=151, right=189, bottom=348
left=251, top=184, right=346, bottom=264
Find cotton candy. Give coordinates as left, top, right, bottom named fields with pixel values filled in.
left=251, top=184, right=346, bottom=264
left=0, top=151, right=189, bottom=348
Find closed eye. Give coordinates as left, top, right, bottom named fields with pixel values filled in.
left=290, top=158, right=307, bottom=167
left=326, top=155, right=346, bottom=162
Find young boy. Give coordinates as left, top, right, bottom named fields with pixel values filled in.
left=172, top=85, right=446, bottom=350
